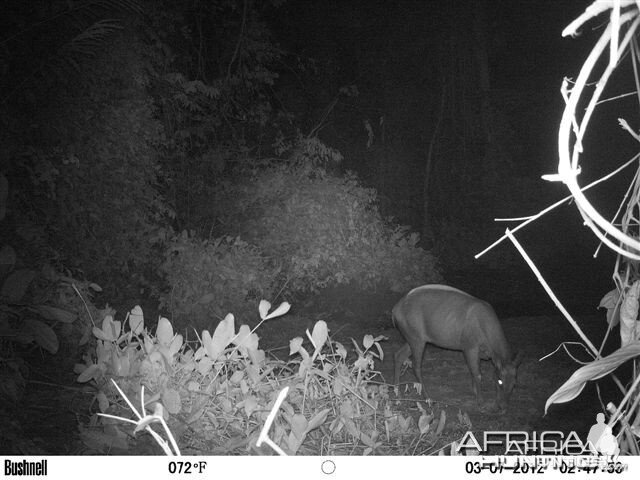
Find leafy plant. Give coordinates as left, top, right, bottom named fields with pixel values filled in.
left=76, top=299, right=290, bottom=453
left=0, top=245, right=99, bottom=403
left=75, top=296, right=448, bottom=455
left=156, top=231, right=278, bottom=331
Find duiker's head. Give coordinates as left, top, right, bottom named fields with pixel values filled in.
left=495, top=352, right=523, bottom=409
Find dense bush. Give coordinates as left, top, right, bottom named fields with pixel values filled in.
left=208, top=139, right=442, bottom=295
left=3, top=34, right=173, bottom=298
left=156, top=231, right=278, bottom=332
left=0, top=253, right=99, bottom=404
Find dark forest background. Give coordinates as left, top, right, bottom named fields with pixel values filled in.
left=1, top=0, right=624, bottom=330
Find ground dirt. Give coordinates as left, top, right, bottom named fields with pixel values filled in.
left=259, top=284, right=619, bottom=454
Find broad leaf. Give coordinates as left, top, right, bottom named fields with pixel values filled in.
left=307, top=408, right=330, bottom=431
left=77, top=363, right=101, bottom=383
left=206, top=314, right=235, bottom=360
left=24, top=318, right=58, bottom=354
left=599, top=288, right=620, bottom=327
left=545, top=342, right=640, bottom=413
left=620, top=281, right=640, bottom=346
left=289, top=337, right=304, bottom=355
left=258, top=300, right=271, bottom=320
left=100, top=315, right=120, bottom=342
left=289, top=413, right=308, bottom=440
left=156, top=317, right=174, bottom=346
left=129, top=306, right=144, bottom=335
left=162, top=388, right=182, bottom=414
left=33, top=305, right=77, bottom=324
left=309, top=320, right=328, bottom=353
left=233, top=324, right=258, bottom=355
left=96, top=391, right=109, bottom=413
left=1, top=269, right=36, bottom=303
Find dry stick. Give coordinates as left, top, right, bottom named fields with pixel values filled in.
left=271, top=275, right=290, bottom=304
left=256, top=386, right=289, bottom=456
left=308, top=96, right=338, bottom=138
left=598, top=300, right=618, bottom=358
left=72, top=282, right=95, bottom=327
left=225, top=0, right=248, bottom=83
left=475, top=154, right=639, bottom=260
left=561, top=0, right=631, bottom=38
left=423, top=81, right=447, bottom=246
left=506, top=230, right=628, bottom=396
left=593, top=166, right=640, bottom=356
left=505, top=229, right=598, bottom=355
left=632, top=35, right=640, bottom=107
left=612, top=370, right=640, bottom=425
left=558, top=13, right=640, bottom=257
left=593, top=148, right=640, bottom=260
left=594, top=160, right=640, bottom=355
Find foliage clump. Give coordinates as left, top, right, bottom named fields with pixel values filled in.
left=207, top=138, right=441, bottom=295
left=156, top=232, right=278, bottom=331
left=76, top=302, right=446, bottom=455
left=4, top=34, right=172, bottom=298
